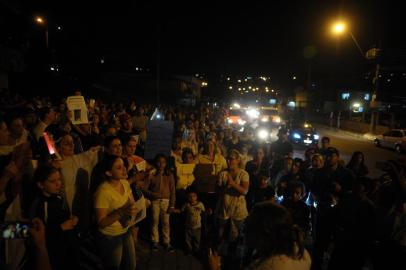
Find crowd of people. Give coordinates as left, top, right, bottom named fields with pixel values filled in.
left=0, top=89, right=405, bottom=270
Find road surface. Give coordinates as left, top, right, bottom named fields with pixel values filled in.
left=292, top=126, right=404, bottom=178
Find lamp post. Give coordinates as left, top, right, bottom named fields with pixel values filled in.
left=34, top=16, right=49, bottom=49
left=331, top=21, right=380, bottom=133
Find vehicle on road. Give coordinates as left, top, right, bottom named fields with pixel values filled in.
left=374, top=129, right=406, bottom=153
left=226, top=109, right=247, bottom=126
left=288, top=122, right=320, bottom=146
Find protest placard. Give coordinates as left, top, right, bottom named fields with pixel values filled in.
left=193, top=163, right=218, bottom=193
left=67, top=96, right=88, bottom=125
left=144, top=120, right=174, bottom=160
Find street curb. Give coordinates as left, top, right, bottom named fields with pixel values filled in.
left=314, top=124, right=376, bottom=141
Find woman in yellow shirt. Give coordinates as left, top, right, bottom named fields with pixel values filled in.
left=94, top=155, right=141, bottom=270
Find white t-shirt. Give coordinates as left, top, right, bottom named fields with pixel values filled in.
left=61, top=149, right=99, bottom=210
left=182, top=202, right=205, bottom=229
left=94, top=179, right=133, bottom=236
left=216, top=170, right=249, bottom=220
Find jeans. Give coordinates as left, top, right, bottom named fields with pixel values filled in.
left=98, top=230, right=136, bottom=270
left=151, top=199, right=171, bottom=245
left=185, top=227, right=201, bottom=252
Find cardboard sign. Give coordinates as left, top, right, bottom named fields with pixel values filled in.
left=144, top=120, right=174, bottom=160
left=193, top=163, right=218, bottom=193
left=67, top=96, right=88, bottom=125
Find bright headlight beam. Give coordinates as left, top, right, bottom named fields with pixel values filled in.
left=258, top=129, right=269, bottom=139
left=293, top=133, right=301, bottom=139
left=246, top=109, right=260, bottom=118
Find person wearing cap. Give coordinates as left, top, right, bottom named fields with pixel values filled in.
left=270, top=128, right=293, bottom=160
left=216, top=149, right=250, bottom=243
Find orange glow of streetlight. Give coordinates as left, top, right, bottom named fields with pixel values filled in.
left=35, top=16, right=45, bottom=25
left=332, top=22, right=346, bottom=35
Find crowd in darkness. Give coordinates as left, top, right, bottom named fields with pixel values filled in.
left=0, top=89, right=405, bottom=270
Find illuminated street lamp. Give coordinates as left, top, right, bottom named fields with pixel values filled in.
left=332, top=22, right=346, bottom=34
left=330, top=20, right=380, bottom=132
left=34, top=16, right=49, bottom=49
left=331, top=21, right=364, bottom=59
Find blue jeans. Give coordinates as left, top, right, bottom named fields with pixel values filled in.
left=98, top=230, right=136, bottom=270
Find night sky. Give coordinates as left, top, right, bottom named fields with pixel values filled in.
left=3, top=0, right=406, bottom=94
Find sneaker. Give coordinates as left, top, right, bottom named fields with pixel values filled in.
left=164, top=244, right=175, bottom=252
left=151, top=243, right=159, bottom=251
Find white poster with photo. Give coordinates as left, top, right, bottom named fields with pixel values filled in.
left=67, top=96, right=89, bottom=125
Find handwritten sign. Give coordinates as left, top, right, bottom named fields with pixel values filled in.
left=67, top=96, right=88, bottom=125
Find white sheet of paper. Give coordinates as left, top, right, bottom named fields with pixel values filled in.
left=67, top=96, right=89, bottom=125
left=131, top=196, right=147, bottom=225
left=135, top=160, right=146, bottom=172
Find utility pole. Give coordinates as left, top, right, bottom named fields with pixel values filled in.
left=156, top=24, right=161, bottom=104
left=367, top=47, right=381, bottom=133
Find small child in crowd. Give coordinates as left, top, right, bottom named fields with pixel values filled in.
left=175, top=188, right=206, bottom=255
left=281, top=181, right=310, bottom=233
left=252, top=175, right=276, bottom=205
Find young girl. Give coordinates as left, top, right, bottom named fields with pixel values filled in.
left=143, top=154, right=176, bottom=251
left=94, top=155, right=140, bottom=270
left=30, top=165, right=79, bottom=270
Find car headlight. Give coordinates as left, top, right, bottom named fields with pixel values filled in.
left=293, top=133, right=301, bottom=139
left=237, top=119, right=246, bottom=126
left=258, top=129, right=269, bottom=139
left=272, top=116, right=281, bottom=123
left=313, top=134, right=320, bottom=140
left=227, top=118, right=233, bottom=124
left=261, top=116, right=269, bottom=122
left=246, top=109, right=259, bottom=118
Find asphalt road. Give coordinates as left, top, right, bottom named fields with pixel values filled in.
left=292, top=126, right=404, bottom=178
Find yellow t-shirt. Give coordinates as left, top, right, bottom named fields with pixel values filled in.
left=94, top=180, right=133, bottom=236
left=176, top=162, right=196, bottom=190
left=197, top=154, right=228, bottom=175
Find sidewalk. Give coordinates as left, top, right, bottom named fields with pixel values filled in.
left=314, top=124, right=376, bottom=141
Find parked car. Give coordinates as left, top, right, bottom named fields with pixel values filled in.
left=374, top=129, right=406, bottom=153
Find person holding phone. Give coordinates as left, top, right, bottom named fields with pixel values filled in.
left=30, top=164, right=80, bottom=270
left=94, top=155, right=140, bottom=270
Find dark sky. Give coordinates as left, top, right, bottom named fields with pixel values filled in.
left=4, top=0, right=406, bottom=91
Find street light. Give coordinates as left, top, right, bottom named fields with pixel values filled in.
left=331, top=21, right=365, bottom=59
left=34, top=16, right=49, bottom=49
left=35, top=16, right=45, bottom=24
left=332, top=22, right=346, bottom=34
left=330, top=20, right=381, bottom=132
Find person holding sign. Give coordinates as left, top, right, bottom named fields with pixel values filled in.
left=175, top=148, right=196, bottom=210
left=94, top=155, right=141, bottom=270
left=216, top=150, right=250, bottom=243
left=197, top=139, right=227, bottom=176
